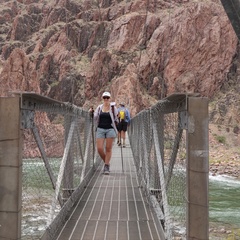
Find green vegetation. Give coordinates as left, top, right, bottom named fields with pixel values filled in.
left=227, top=229, right=240, bottom=240
left=214, top=134, right=226, bottom=144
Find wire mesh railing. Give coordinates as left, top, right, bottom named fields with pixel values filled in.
left=20, top=94, right=98, bottom=239
left=128, top=96, right=188, bottom=239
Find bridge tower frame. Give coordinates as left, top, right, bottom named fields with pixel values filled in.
left=0, top=96, right=22, bottom=240
left=186, top=96, right=209, bottom=239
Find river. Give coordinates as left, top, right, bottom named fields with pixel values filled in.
left=209, top=174, right=240, bottom=238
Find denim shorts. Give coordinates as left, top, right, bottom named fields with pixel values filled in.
left=96, top=127, right=117, bottom=139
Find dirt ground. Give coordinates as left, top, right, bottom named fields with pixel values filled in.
left=209, top=123, right=240, bottom=179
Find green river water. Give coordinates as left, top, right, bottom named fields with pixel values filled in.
left=209, top=175, right=240, bottom=238
left=23, top=160, right=240, bottom=238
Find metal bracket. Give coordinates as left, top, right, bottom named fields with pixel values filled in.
left=179, top=111, right=188, bottom=130
left=21, top=109, right=35, bottom=129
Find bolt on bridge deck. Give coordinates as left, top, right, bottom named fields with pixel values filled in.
left=56, top=138, right=162, bottom=240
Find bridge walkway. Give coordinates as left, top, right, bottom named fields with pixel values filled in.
left=55, top=138, right=162, bottom=240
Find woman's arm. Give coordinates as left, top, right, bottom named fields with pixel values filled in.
left=93, top=105, right=102, bottom=124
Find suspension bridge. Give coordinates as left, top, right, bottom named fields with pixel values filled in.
left=1, top=0, right=240, bottom=238
left=0, top=92, right=209, bottom=240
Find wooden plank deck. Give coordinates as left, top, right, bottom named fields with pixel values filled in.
left=56, top=138, right=162, bottom=240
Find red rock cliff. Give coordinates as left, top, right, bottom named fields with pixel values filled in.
left=0, top=0, right=238, bottom=115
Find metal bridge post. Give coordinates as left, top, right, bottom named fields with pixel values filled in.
left=186, top=97, right=209, bottom=239
left=0, top=97, right=22, bottom=240
left=63, top=115, right=74, bottom=202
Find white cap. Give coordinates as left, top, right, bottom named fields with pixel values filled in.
left=102, top=91, right=111, bottom=97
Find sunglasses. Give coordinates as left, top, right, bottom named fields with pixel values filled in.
left=103, top=96, right=110, bottom=99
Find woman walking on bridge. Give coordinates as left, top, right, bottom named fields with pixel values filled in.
left=89, top=91, right=118, bottom=175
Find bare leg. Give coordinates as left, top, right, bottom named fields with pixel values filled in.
left=96, top=138, right=105, bottom=162
left=118, top=132, right=121, bottom=143
left=104, top=137, right=114, bottom=165
left=121, top=131, right=126, bottom=146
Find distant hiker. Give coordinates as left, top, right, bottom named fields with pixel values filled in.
left=89, top=91, right=118, bottom=175
left=117, top=102, right=131, bottom=148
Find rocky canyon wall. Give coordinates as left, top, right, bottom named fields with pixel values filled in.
left=0, top=0, right=238, bottom=115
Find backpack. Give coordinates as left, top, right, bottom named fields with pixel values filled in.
left=119, top=109, right=125, bottom=120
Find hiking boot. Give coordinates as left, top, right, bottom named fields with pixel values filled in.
left=103, top=164, right=110, bottom=175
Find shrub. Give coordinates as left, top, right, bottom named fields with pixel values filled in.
left=215, top=135, right=226, bottom=144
